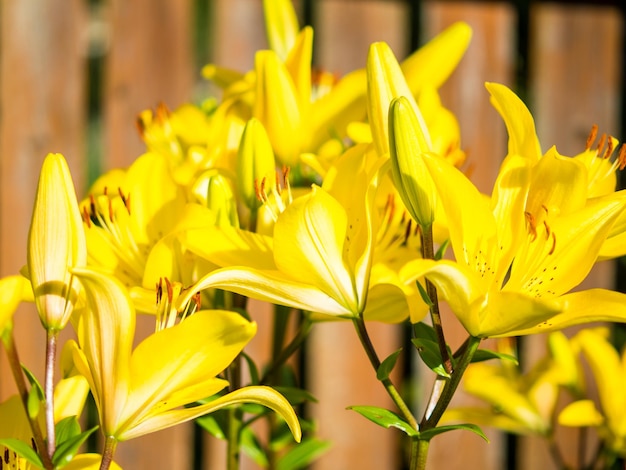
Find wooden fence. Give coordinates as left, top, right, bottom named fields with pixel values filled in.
left=0, top=0, right=624, bottom=469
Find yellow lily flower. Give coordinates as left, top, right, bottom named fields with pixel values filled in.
left=27, top=153, right=86, bottom=331
left=486, top=82, right=626, bottom=259
left=400, top=148, right=626, bottom=337
left=179, top=145, right=410, bottom=322
left=81, top=152, right=187, bottom=291
left=70, top=267, right=300, bottom=442
left=558, top=327, right=626, bottom=456
left=262, top=0, right=299, bottom=61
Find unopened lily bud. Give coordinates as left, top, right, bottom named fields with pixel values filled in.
left=389, top=96, right=436, bottom=228
left=202, top=170, right=240, bottom=228
left=263, top=0, right=300, bottom=61
left=366, top=41, right=431, bottom=158
left=237, top=118, right=277, bottom=210
left=253, top=50, right=302, bottom=165
left=28, top=153, right=86, bottom=331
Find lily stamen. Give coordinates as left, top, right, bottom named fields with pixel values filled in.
left=525, top=211, right=537, bottom=242
left=585, top=124, right=598, bottom=150
left=549, top=232, right=557, bottom=255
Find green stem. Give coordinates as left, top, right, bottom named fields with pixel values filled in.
left=352, top=317, right=418, bottom=430
left=413, top=438, right=430, bottom=470
left=99, top=436, right=118, bottom=470
left=226, top=350, right=242, bottom=470
left=2, top=330, right=53, bottom=470
left=420, top=224, right=452, bottom=374
left=44, top=329, right=58, bottom=459
left=261, top=314, right=312, bottom=385
left=422, top=335, right=481, bottom=429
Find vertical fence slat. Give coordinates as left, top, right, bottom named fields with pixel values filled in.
left=0, top=0, right=87, bottom=397
left=101, top=1, right=195, bottom=468
left=421, top=2, right=517, bottom=469
left=309, top=2, right=409, bottom=469
left=521, top=4, right=624, bottom=470
left=103, top=0, right=195, bottom=170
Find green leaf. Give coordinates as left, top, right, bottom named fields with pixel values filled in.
left=347, top=405, right=418, bottom=437
left=276, top=438, right=332, bottom=470
left=22, top=366, right=45, bottom=420
left=412, top=322, right=438, bottom=343
left=434, top=239, right=450, bottom=260
left=27, top=385, right=42, bottom=420
left=196, top=410, right=228, bottom=439
left=415, top=281, right=433, bottom=307
left=241, top=425, right=269, bottom=467
left=0, top=438, right=44, bottom=469
left=377, top=348, right=402, bottom=381
left=471, top=349, right=518, bottom=365
left=55, top=416, right=81, bottom=446
left=52, top=426, right=98, bottom=468
left=418, top=423, right=488, bottom=442
left=411, top=338, right=450, bottom=378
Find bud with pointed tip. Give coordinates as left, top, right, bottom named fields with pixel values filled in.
left=388, top=96, right=436, bottom=228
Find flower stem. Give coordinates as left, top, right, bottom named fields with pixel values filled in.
left=99, top=436, right=118, bottom=470
left=420, top=224, right=452, bottom=375
left=422, top=335, right=481, bottom=429
left=261, top=313, right=311, bottom=385
left=1, top=329, right=53, bottom=470
left=44, top=329, right=58, bottom=459
left=413, top=438, right=430, bottom=470
left=352, top=317, right=418, bottom=430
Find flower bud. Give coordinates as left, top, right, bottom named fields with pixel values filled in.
left=237, top=118, right=277, bottom=210
left=253, top=50, right=302, bottom=165
left=263, top=0, right=300, bottom=61
left=195, top=170, right=240, bottom=228
left=28, top=153, right=86, bottom=330
left=366, top=42, right=431, bottom=158
left=388, top=96, right=436, bottom=228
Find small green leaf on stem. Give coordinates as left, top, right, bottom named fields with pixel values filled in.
left=377, top=349, right=403, bottom=381
left=434, top=239, right=450, bottom=261
left=415, top=281, right=433, bottom=308
left=347, top=405, right=418, bottom=437
left=52, top=426, right=98, bottom=468
left=0, top=438, right=44, bottom=469
left=418, top=423, right=488, bottom=442
left=470, top=349, right=518, bottom=365
left=276, top=438, right=332, bottom=470
left=411, top=338, right=451, bottom=378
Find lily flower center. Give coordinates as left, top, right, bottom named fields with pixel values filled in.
left=81, top=187, right=146, bottom=286
left=155, top=277, right=200, bottom=332
left=584, top=124, right=626, bottom=191
left=255, top=166, right=293, bottom=222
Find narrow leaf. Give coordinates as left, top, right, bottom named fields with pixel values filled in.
left=419, top=423, right=488, bottom=442
left=55, top=416, right=81, bottom=446
left=347, top=405, right=418, bottom=437
left=0, top=438, right=44, bottom=469
left=52, top=426, right=98, bottom=468
left=377, top=348, right=402, bottom=380
left=276, top=438, right=332, bottom=470
left=471, top=349, right=518, bottom=365
left=411, top=338, right=450, bottom=378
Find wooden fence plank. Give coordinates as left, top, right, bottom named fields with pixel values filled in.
left=100, top=1, right=196, bottom=468
left=0, top=0, right=88, bottom=398
left=103, top=0, right=195, bottom=170
left=309, top=2, right=409, bottom=469
left=421, top=2, right=517, bottom=469
left=521, top=4, right=624, bottom=470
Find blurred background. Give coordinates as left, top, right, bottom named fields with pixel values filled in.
left=0, top=0, right=624, bottom=468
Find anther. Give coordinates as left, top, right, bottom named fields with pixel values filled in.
left=524, top=212, right=537, bottom=242
left=618, top=144, right=626, bottom=171
left=604, top=136, right=614, bottom=160
left=586, top=124, right=598, bottom=150
left=596, top=133, right=607, bottom=155
left=543, top=220, right=551, bottom=240
left=549, top=232, right=557, bottom=255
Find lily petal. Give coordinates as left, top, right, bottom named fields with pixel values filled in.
left=122, top=386, right=301, bottom=442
